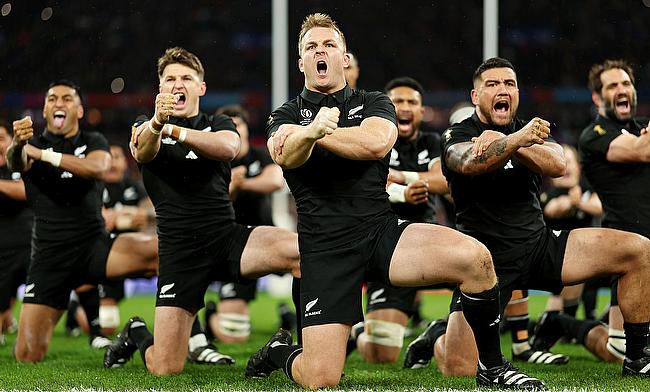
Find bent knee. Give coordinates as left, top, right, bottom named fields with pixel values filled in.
left=149, top=362, right=185, bottom=376
left=306, top=373, right=342, bottom=389
left=440, top=354, right=477, bottom=376
left=14, top=345, right=46, bottom=363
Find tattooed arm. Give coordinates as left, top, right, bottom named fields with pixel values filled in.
left=445, top=136, right=518, bottom=175
left=446, top=117, right=558, bottom=176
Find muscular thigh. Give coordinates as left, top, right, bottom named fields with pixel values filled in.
left=387, top=223, right=488, bottom=288
left=239, top=225, right=298, bottom=279
left=562, top=228, right=647, bottom=285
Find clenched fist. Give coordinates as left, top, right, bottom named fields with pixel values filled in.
left=405, top=180, right=429, bottom=205
left=307, top=107, right=339, bottom=140
left=12, top=116, right=33, bottom=146
left=155, top=93, right=178, bottom=124
left=512, top=117, right=550, bottom=148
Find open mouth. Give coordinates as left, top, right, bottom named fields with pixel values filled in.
left=316, top=60, right=328, bottom=76
left=493, top=100, right=510, bottom=114
left=615, top=96, right=630, bottom=113
left=397, top=117, right=413, bottom=132
left=53, top=110, right=66, bottom=128
left=174, top=93, right=187, bottom=108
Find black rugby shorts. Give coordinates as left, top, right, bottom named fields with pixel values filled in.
left=299, top=216, right=410, bottom=327
left=155, top=223, right=254, bottom=311
left=23, top=232, right=113, bottom=309
left=0, top=247, right=29, bottom=311
left=218, top=279, right=258, bottom=302
left=449, top=228, right=569, bottom=314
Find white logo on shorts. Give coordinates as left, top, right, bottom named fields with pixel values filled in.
left=159, top=283, right=177, bottom=298
left=24, top=283, right=35, bottom=298
left=369, top=289, right=386, bottom=305
left=305, top=298, right=318, bottom=312
left=185, top=151, right=198, bottom=160
left=504, top=159, right=514, bottom=170
left=221, top=283, right=236, bottom=298
left=305, top=298, right=322, bottom=317
left=552, top=230, right=562, bottom=237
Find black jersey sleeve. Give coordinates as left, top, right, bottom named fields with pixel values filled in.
left=363, top=92, right=397, bottom=125
left=266, top=102, right=299, bottom=139
left=579, top=122, right=620, bottom=159
left=441, top=120, right=476, bottom=158
left=211, top=114, right=238, bottom=135
left=85, top=131, right=110, bottom=154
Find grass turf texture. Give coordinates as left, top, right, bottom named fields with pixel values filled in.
left=0, top=290, right=645, bottom=391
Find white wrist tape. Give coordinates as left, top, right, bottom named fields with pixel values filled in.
left=387, top=183, right=407, bottom=203
left=364, top=319, right=405, bottom=348
left=41, top=149, right=62, bottom=167
left=178, top=129, right=187, bottom=143
left=402, top=171, right=419, bottom=184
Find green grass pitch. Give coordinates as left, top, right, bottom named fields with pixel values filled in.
left=0, top=290, right=646, bottom=391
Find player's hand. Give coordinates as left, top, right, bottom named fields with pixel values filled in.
left=512, top=117, right=550, bottom=147
left=154, top=93, right=178, bottom=124
left=307, top=107, right=339, bottom=140
left=388, top=168, right=406, bottom=184
left=568, top=185, right=582, bottom=206
left=272, top=126, right=298, bottom=157
left=229, top=165, right=247, bottom=199
left=12, top=116, right=33, bottom=146
left=404, top=180, right=428, bottom=205
left=472, top=130, right=506, bottom=157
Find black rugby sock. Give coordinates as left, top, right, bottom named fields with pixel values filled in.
left=563, top=299, right=580, bottom=318
left=460, top=285, right=503, bottom=368
left=554, top=313, right=599, bottom=345
left=77, top=288, right=101, bottom=337
left=129, top=320, right=154, bottom=365
left=292, top=277, right=302, bottom=345
left=190, top=317, right=202, bottom=336
left=268, top=343, right=303, bottom=382
left=508, top=315, right=530, bottom=345
left=624, top=322, right=650, bottom=361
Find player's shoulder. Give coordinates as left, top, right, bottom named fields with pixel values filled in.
left=80, top=129, right=109, bottom=144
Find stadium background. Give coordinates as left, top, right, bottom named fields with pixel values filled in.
left=0, top=2, right=646, bottom=389
left=2, top=0, right=650, bottom=155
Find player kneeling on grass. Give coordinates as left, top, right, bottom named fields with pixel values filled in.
left=103, top=47, right=300, bottom=375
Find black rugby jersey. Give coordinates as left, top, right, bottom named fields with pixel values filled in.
left=138, top=112, right=238, bottom=243
left=441, top=114, right=552, bottom=252
left=579, top=115, right=650, bottom=237
left=0, top=166, right=33, bottom=251
left=23, top=129, right=109, bottom=242
left=389, top=131, right=441, bottom=223
left=103, top=178, right=146, bottom=209
left=231, top=146, right=275, bottom=226
left=266, top=85, right=397, bottom=251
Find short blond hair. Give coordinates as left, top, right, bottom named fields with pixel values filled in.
left=298, top=13, right=347, bottom=56
left=157, top=47, right=205, bottom=80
